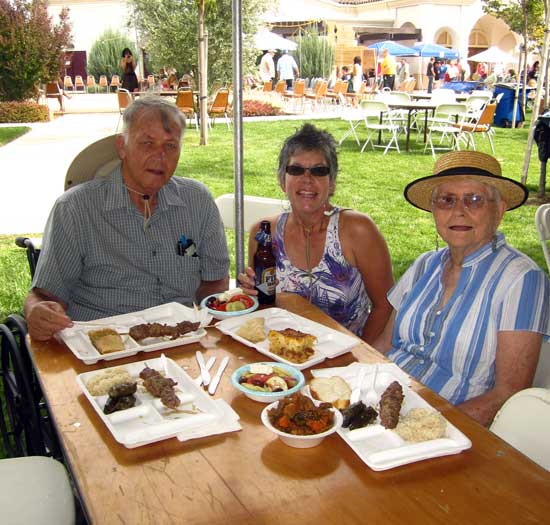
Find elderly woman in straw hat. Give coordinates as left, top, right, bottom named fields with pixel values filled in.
left=373, top=151, right=550, bottom=426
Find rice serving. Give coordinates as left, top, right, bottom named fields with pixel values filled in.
left=86, top=368, right=133, bottom=396
left=395, top=408, right=447, bottom=442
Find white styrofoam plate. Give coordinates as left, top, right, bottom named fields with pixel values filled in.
left=215, top=307, right=359, bottom=370
left=59, top=302, right=209, bottom=364
left=77, top=355, right=226, bottom=448
left=336, top=370, right=472, bottom=471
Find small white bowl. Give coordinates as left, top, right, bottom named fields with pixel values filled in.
left=261, top=398, right=343, bottom=448
left=231, top=362, right=304, bottom=403
left=200, top=292, right=259, bottom=321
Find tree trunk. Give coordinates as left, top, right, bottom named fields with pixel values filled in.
left=521, top=7, right=550, bottom=190
left=198, top=0, right=208, bottom=146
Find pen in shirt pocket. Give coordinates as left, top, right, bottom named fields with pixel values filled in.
left=177, top=234, right=198, bottom=256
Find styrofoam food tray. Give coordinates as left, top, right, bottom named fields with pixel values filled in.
left=215, top=308, right=359, bottom=370
left=77, top=356, right=224, bottom=448
left=337, top=371, right=472, bottom=471
left=60, top=302, right=209, bottom=364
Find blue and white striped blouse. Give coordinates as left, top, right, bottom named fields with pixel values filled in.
left=387, top=232, right=550, bottom=404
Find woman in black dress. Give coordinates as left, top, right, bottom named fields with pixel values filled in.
left=121, top=48, right=138, bottom=92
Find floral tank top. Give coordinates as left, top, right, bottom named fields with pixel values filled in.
left=273, top=208, right=371, bottom=336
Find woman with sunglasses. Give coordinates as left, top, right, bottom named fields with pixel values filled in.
left=373, top=151, right=550, bottom=426
left=239, top=123, right=394, bottom=343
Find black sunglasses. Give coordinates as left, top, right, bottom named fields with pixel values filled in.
left=286, top=165, right=330, bottom=177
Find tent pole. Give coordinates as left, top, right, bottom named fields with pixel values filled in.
left=232, top=0, right=245, bottom=278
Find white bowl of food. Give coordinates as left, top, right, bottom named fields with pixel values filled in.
left=200, top=288, right=259, bottom=320
left=260, top=392, right=343, bottom=448
left=231, top=362, right=304, bottom=403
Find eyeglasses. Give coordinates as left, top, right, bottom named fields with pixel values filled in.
left=432, top=193, right=494, bottom=210
left=286, top=165, right=330, bottom=177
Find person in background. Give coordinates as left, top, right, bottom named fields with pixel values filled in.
left=277, top=50, right=299, bottom=89
left=238, top=123, right=394, bottom=343
left=447, top=60, right=459, bottom=81
left=528, top=61, right=539, bottom=82
left=25, top=96, right=229, bottom=341
left=352, top=56, right=363, bottom=94
left=380, top=48, right=396, bottom=90
left=397, top=58, right=410, bottom=88
left=373, top=151, right=550, bottom=426
left=438, top=60, right=448, bottom=82
left=120, top=48, right=139, bottom=92
left=504, top=69, right=517, bottom=83
left=426, top=57, right=435, bottom=93
left=259, top=49, right=276, bottom=87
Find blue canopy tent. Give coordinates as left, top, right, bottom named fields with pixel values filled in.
left=368, top=41, right=419, bottom=57
left=413, top=43, right=459, bottom=60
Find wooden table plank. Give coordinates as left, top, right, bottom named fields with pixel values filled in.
left=29, top=293, right=550, bottom=524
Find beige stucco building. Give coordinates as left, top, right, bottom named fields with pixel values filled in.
left=48, top=0, right=521, bottom=80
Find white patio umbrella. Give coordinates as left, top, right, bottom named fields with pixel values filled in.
left=254, top=28, right=297, bottom=51
left=468, top=46, right=515, bottom=64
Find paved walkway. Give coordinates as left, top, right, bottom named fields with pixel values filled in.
left=0, top=93, right=338, bottom=235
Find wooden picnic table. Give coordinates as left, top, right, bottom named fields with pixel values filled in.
left=29, top=293, right=550, bottom=524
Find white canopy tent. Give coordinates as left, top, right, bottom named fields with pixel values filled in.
left=253, top=28, right=297, bottom=51
left=468, top=46, right=516, bottom=64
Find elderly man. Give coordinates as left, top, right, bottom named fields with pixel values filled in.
left=25, top=96, right=230, bottom=341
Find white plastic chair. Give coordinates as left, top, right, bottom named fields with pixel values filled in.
left=425, top=103, right=468, bottom=158
left=215, top=193, right=288, bottom=232
left=337, top=93, right=364, bottom=147
left=535, top=204, right=550, bottom=273
left=359, top=99, right=401, bottom=155
left=430, top=89, right=456, bottom=104
left=0, top=456, right=76, bottom=525
left=490, top=388, right=550, bottom=471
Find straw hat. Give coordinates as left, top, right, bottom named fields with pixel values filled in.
left=64, top=135, right=120, bottom=191
left=404, top=151, right=528, bottom=212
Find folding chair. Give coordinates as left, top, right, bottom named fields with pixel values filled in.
left=282, top=79, right=306, bottom=112
left=110, top=74, right=121, bottom=92
left=207, top=88, right=232, bottom=129
left=457, top=103, right=497, bottom=154
left=424, top=103, right=468, bottom=158
left=74, top=75, right=86, bottom=93
left=63, top=75, right=74, bottom=93
left=262, top=81, right=273, bottom=92
left=490, top=387, right=550, bottom=470
left=175, top=89, right=198, bottom=129
left=0, top=456, right=76, bottom=525
left=338, top=93, right=364, bottom=147
left=99, top=75, right=108, bottom=91
left=45, top=81, right=64, bottom=112
left=535, top=204, right=550, bottom=273
left=360, top=99, right=401, bottom=154
left=86, top=75, right=98, bottom=93
left=116, top=88, right=133, bottom=132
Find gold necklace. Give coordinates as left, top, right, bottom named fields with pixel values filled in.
left=297, top=215, right=326, bottom=301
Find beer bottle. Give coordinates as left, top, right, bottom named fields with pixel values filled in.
left=254, top=220, right=276, bottom=304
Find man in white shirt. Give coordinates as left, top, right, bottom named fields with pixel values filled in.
left=277, top=50, right=299, bottom=89
left=259, top=49, right=276, bottom=87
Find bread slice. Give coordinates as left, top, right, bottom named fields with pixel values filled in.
left=310, top=376, right=352, bottom=409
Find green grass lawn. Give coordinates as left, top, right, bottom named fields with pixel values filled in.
left=0, top=126, right=30, bottom=146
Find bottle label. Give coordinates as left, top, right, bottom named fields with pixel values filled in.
left=255, top=266, right=276, bottom=295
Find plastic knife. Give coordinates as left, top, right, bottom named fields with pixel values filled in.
left=208, top=356, right=230, bottom=395
left=195, top=351, right=211, bottom=387
left=194, top=356, right=216, bottom=385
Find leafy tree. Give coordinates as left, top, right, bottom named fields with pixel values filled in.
left=294, top=28, right=335, bottom=80
left=129, top=0, right=267, bottom=87
left=482, top=0, right=545, bottom=110
left=0, top=0, right=72, bottom=102
left=87, top=28, right=136, bottom=80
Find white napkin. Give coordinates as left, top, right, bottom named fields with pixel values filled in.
left=311, top=362, right=412, bottom=387
left=176, top=399, right=241, bottom=442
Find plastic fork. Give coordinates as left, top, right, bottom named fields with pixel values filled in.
left=350, top=366, right=368, bottom=404
left=364, top=364, right=378, bottom=406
